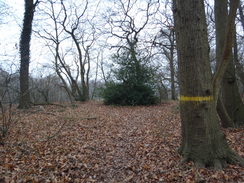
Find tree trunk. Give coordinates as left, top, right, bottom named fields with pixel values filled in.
left=169, top=30, right=177, bottom=100
left=222, top=60, right=244, bottom=126
left=18, top=0, right=36, bottom=109
left=215, top=0, right=244, bottom=126
left=217, top=96, right=235, bottom=128
left=214, top=0, right=235, bottom=127
left=173, top=0, right=244, bottom=168
left=233, top=26, right=244, bottom=92
left=160, top=28, right=177, bottom=100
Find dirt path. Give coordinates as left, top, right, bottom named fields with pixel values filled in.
left=78, top=102, right=182, bottom=182
left=99, top=107, right=152, bottom=182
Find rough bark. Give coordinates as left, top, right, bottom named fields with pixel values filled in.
left=233, top=26, right=244, bottom=92
left=212, top=0, right=239, bottom=102
left=214, top=0, right=235, bottom=128
left=173, top=0, right=244, bottom=168
left=217, top=96, right=235, bottom=128
left=215, top=0, right=244, bottom=126
left=222, top=60, right=244, bottom=126
left=19, top=0, right=37, bottom=109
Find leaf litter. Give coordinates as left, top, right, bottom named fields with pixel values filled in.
left=0, top=101, right=243, bottom=182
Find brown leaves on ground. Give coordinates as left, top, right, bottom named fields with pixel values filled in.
left=0, top=101, right=243, bottom=182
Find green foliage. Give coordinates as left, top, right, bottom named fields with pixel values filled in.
left=101, top=49, right=158, bottom=106
left=102, top=82, right=158, bottom=106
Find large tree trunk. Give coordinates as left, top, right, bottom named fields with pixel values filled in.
left=19, top=0, right=36, bottom=109
left=173, top=0, right=244, bottom=168
left=215, top=0, right=244, bottom=127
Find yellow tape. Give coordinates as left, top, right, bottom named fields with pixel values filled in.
left=180, top=95, right=213, bottom=102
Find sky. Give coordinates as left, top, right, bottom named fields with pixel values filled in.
left=1, top=0, right=242, bottom=78
left=0, top=0, right=57, bottom=76
left=0, top=0, right=24, bottom=73
left=0, top=0, right=163, bottom=77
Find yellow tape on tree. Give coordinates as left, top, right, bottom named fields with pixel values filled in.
left=180, top=95, right=213, bottom=102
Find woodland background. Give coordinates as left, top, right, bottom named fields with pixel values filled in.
left=0, top=0, right=244, bottom=182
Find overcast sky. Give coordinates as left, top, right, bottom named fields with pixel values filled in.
left=0, top=0, right=23, bottom=44
left=1, top=0, right=242, bottom=77
left=0, top=0, right=54, bottom=76
left=0, top=0, right=158, bottom=76
left=0, top=0, right=24, bottom=72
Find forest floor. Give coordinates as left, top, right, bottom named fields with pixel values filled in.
left=0, top=100, right=243, bottom=182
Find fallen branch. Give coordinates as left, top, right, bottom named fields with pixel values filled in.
left=46, top=119, right=69, bottom=140
left=81, top=116, right=98, bottom=120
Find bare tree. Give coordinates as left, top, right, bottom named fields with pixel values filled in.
left=19, top=0, right=39, bottom=109
left=0, top=1, right=9, bottom=24
left=106, top=0, right=159, bottom=54
left=0, top=68, right=18, bottom=144
left=30, top=73, right=68, bottom=104
left=153, top=12, right=178, bottom=100
left=235, top=1, right=244, bottom=91
left=105, top=0, right=160, bottom=79
left=233, top=26, right=244, bottom=88
left=35, top=0, right=100, bottom=102
left=238, top=1, right=244, bottom=30
left=60, top=0, right=90, bottom=101
left=147, top=0, right=179, bottom=100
